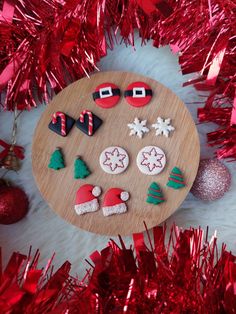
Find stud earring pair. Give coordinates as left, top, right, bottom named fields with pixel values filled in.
left=48, top=148, right=90, bottom=179
left=93, top=82, right=153, bottom=109
left=146, top=167, right=186, bottom=205
left=128, top=117, right=175, bottom=139
left=74, top=185, right=130, bottom=217
left=48, top=109, right=103, bottom=137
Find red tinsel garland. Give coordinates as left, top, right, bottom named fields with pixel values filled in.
left=0, top=0, right=236, bottom=159
left=0, top=225, right=236, bottom=313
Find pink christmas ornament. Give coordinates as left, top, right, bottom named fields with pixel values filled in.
left=191, top=159, right=231, bottom=201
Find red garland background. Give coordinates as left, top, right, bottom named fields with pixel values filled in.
left=1, top=2, right=235, bottom=312
left=0, top=0, right=236, bottom=159
left=1, top=225, right=236, bottom=313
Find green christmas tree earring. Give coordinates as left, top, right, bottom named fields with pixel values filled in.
left=167, top=167, right=186, bottom=189
left=74, top=156, right=91, bottom=179
left=48, top=147, right=65, bottom=170
left=146, top=182, right=165, bottom=205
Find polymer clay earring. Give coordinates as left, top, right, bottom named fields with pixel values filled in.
left=76, top=109, right=103, bottom=136
left=48, top=111, right=75, bottom=137
left=124, top=82, right=152, bottom=107
left=136, top=146, right=166, bottom=175
left=99, top=146, right=129, bottom=174
left=93, top=83, right=121, bottom=108
left=152, top=117, right=175, bottom=138
left=146, top=182, right=165, bottom=205
left=48, top=147, right=65, bottom=170
left=74, top=156, right=91, bottom=179
left=102, top=188, right=130, bottom=216
left=166, top=167, right=186, bottom=189
left=127, top=117, right=149, bottom=138
left=74, top=184, right=102, bottom=215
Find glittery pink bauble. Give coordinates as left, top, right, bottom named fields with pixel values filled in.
left=191, top=159, right=231, bottom=201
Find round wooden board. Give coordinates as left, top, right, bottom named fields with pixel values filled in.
left=32, top=71, right=200, bottom=236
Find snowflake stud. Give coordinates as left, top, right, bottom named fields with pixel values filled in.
left=136, top=146, right=166, bottom=175
left=152, top=117, right=175, bottom=138
left=100, top=146, right=129, bottom=175
left=127, top=117, right=150, bottom=139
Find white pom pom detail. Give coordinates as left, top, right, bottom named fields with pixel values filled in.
left=120, top=191, right=129, bottom=201
left=92, top=186, right=101, bottom=197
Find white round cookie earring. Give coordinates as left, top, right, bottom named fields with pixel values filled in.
left=99, top=146, right=129, bottom=175
left=136, top=146, right=166, bottom=175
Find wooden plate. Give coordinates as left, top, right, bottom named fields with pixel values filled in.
left=32, top=71, right=200, bottom=236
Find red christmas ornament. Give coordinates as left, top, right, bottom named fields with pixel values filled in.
left=0, top=181, right=29, bottom=224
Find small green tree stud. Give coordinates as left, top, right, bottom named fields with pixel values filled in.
left=48, top=147, right=65, bottom=170
left=74, top=156, right=91, bottom=179
left=167, top=167, right=186, bottom=189
left=146, top=182, right=165, bottom=205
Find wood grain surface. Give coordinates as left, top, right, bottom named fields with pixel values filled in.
left=32, top=71, right=200, bottom=236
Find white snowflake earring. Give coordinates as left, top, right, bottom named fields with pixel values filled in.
left=127, top=117, right=150, bottom=139
left=152, top=117, right=175, bottom=138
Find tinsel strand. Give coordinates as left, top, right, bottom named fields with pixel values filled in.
left=0, top=225, right=235, bottom=313
left=0, top=0, right=236, bottom=159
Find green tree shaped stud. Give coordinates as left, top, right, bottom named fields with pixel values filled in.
left=167, top=167, right=186, bottom=189
left=74, top=156, right=91, bottom=179
left=146, top=182, right=165, bottom=205
left=48, top=147, right=65, bottom=170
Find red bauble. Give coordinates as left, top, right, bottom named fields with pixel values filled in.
left=0, top=183, right=29, bottom=224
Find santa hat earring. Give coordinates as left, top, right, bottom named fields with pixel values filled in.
left=102, top=188, right=130, bottom=216
left=74, top=184, right=102, bottom=215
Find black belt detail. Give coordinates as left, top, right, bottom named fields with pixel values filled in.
left=93, top=88, right=120, bottom=100
left=124, top=89, right=152, bottom=97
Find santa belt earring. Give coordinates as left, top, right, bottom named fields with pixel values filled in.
left=93, top=86, right=121, bottom=100
left=124, top=87, right=152, bottom=98
left=93, top=82, right=153, bottom=109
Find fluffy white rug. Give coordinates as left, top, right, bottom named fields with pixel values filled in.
left=0, top=35, right=235, bottom=274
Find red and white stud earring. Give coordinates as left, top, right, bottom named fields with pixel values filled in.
left=102, top=187, right=130, bottom=216
left=76, top=109, right=103, bottom=136
left=124, top=82, right=153, bottom=107
left=74, top=184, right=102, bottom=215
left=93, top=83, right=121, bottom=109
left=48, top=111, right=75, bottom=137
left=136, top=146, right=166, bottom=175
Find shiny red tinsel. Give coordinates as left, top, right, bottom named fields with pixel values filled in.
left=0, top=0, right=236, bottom=159
left=1, top=225, right=236, bottom=313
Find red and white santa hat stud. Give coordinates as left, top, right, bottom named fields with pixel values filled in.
left=124, top=81, right=152, bottom=107
left=74, top=184, right=102, bottom=215
left=102, top=187, right=130, bottom=217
